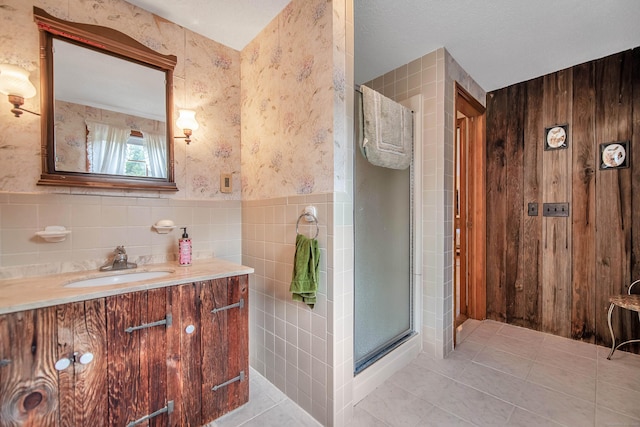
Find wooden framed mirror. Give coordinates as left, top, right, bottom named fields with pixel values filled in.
left=34, top=7, right=178, bottom=191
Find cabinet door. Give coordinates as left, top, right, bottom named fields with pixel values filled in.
left=200, top=275, right=249, bottom=422
left=0, top=300, right=107, bottom=427
left=56, top=300, right=108, bottom=425
left=166, top=282, right=202, bottom=427
left=107, top=287, right=171, bottom=426
left=226, top=275, right=249, bottom=409
left=0, top=308, right=59, bottom=426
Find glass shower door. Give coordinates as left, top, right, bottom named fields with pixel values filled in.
left=354, top=120, right=413, bottom=373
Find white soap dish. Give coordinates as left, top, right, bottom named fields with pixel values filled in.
left=153, top=220, right=176, bottom=234
left=36, top=225, right=71, bottom=242
left=153, top=225, right=176, bottom=234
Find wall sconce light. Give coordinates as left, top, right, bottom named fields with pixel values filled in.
left=175, top=109, right=199, bottom=144
left=0, top=64, right=39, bottom=118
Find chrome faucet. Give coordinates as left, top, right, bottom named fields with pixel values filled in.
left=100, top=246, right=137, bottom=271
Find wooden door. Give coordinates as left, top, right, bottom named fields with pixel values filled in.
left=200, top=276, right=249, bottom=423
left=455, top=117, right=469, bottom=328
left=0, top=308, right=59, bottom=426
left=107, top=288, right=170, bottom=426
left=226, top=275, right=249, bottom=410
left=455, top=83, right=487, bottom=330
left=167, top=282, right=203, bottom=427
left=0, top=301, right=107, bottom=427
left=56, top=300, right=108, bottom=425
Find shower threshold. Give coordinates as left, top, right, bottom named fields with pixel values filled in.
left=354, top=330, right=416, bottom=375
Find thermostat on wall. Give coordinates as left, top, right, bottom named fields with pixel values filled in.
left=220, top=173, right=232, bottom=193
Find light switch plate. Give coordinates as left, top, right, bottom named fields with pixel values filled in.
left=543, top=202, right=569, bottom=217
left=220, top=173, right=232, bottom=193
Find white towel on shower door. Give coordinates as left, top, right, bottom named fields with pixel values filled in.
left=360, top=85, right=413, bottom=170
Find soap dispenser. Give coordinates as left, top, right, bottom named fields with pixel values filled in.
left=179, top=227, right=192, bottom=266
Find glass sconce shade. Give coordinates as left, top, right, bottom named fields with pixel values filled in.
left=176, top=109, right=199, bottom=131
left=0, top=64, right=37, bottom=98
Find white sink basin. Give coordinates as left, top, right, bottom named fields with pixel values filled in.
left=64, top=270, right=173, bottom=288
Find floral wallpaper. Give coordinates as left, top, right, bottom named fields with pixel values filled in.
left=0, top=0, right=241, bottom=200
left=240, top=0, right=335, bottom=200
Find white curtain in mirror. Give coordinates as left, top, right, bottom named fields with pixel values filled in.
left=86, top=121, right=129, bottom=175
left=143, top=132, right=167, bottom=178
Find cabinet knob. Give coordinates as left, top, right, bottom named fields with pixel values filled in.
left=55, top=357, right=71, bottom=371
left=79, top=352, right=94, bottom=365
left=185, top=324, right=196, bottom=334
left=55, top=352, right=94, bottom=370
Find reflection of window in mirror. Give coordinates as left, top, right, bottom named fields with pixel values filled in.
left=125, top=132, right=167, bottom=178
left=84, top=121, right=167, bottom=178
left=125, top=133, right=148, bottom=177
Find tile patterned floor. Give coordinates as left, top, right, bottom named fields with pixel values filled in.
left=353, top=320, right=640, bottom=426
left=208, top=367, right=321, bottom=427
left=211, top=320, right=640, bottom=426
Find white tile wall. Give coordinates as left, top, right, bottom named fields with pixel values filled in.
left=243, top=194, right=334, bottom=426
left=332, top=0, right=355, bottom=425
left=0, top=192, right=242, bottom=279
left=331, top=192, right=354, bottom=426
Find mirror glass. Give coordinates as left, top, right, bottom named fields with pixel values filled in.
left=34, top=6, right=177, bottom=191
left=53, top=38, right=168, bottom=178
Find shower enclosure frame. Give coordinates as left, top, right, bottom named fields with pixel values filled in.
left=353, top=92, right=423, bottom=385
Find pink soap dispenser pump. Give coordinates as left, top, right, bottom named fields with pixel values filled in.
left=179, top=227, right=192, bottom=266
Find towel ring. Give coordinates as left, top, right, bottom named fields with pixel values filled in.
left=296, top=213, right=319, bottom=239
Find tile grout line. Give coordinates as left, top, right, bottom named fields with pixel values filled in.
left=427, top=404, right=483, bottom=427
left=464, top=324, right=640, bottom=425
left=425, top=362, right=569, bottom=426
left=353, top=320, right=640, bottom=427
left=440, top=337, right=593, bottom=425
left=235, top=398, right=286, bottom=427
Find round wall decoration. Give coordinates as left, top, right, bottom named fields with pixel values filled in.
left=601, top=143, right=627, bottom=168
left=546, top=126, right=566, bottom=148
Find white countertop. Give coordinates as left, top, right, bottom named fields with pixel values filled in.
left=0, top=258, right=253, bottom=315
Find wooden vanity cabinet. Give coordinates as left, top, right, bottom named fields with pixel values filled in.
left=0, top=274, right=249, bottom=427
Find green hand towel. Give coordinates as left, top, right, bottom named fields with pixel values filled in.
left=290, top=233, right=320, bottom=309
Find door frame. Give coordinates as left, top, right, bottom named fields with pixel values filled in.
left=454, top=83, right=486, bottom=325
left=455, top=116, right=468, bottom=325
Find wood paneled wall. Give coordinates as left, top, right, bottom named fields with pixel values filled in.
left=486, top=48, right=640, bottom=349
